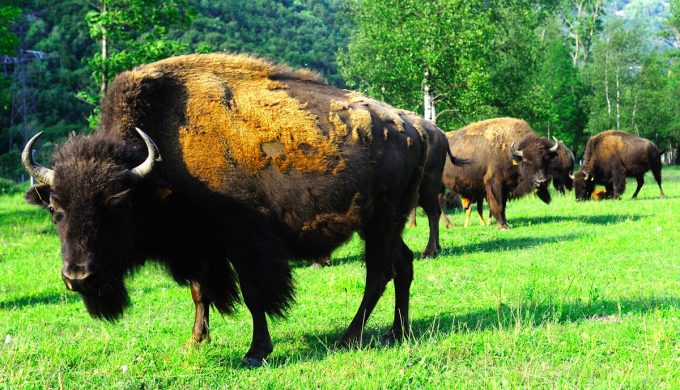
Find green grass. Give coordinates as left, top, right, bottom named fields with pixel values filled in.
left=1, top=168, right=679, bottom=388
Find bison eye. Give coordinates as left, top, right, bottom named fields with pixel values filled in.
left=47, top=206, right=55, bottom=214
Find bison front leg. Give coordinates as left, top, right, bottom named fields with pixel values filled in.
left=631, top=175, right=644, bottom=199
left=235, top=266, right=274, bottom=367
left=486, top=180, right=509, bottom=230
left=611, top=174, right=626, bottom=200
left=337, top=217, right=394, bottom=348
left=190, top=280, right=211, bottom=344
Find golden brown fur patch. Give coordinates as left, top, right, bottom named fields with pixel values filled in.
left=127, top=54, right=343, bottom=188
left=458, top=117, right=534, bottom=149
left=349, top=109, right=373, bottom=143
left=348, top=92, right=405, bottom=133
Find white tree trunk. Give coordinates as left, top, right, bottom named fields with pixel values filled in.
left=423, top=68, right=436, bottom=123
left=605, top=48, right=611, bottom=126
left=100, top=1, right=108, bottom=96
left=615, top=65, right=621, bottom=130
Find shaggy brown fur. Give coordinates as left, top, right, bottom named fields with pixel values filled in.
left=574, top=130, right=664, bottom=201
left=24, top=53, right=428, bottom=367
left=441, top=118, right=558, bottom=230
left=548, top=142, right=575, bottom=194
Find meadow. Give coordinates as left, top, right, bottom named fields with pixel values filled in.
left=1, top=168, right=678, bottom=388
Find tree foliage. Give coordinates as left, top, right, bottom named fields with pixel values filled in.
left=0, top=5, right=21, bottom=111
left=81, top=0, right=194, bottom=123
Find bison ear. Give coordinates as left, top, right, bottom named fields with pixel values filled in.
left=25, top=184, right=52, bottom=207
left=105, top=188, right=132, bottom=208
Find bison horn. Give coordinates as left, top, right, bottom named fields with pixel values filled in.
left=549, top=136, right=560, bottom=153
left=569, top=171, right=575, bottom=180
left=511, top=141, right=523, bottom=158
left=583, top=172, right=590, bottom=181
left=21, top=132, right=55, bottom=186
left=130, top=127, right=161, bottom=181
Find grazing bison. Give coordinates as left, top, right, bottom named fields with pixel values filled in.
left=441, top=118, right=560, bottom=230
left=574, top=131, right=665, bottom=201
left=548, top=141, right=575, bottom=195
left=407, top=120, right=468, bottom=258
left=22, top=54, right=428, bottom=366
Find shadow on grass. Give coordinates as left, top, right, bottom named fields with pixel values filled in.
left=295, top=232, right=582, bottom=267
left=510, top=214, right=647, bottom=227
left=0, top=291, right=80, bottom=310
left=438, top=233, right=580, bottom=257
left=223, top=295, right=679, bottom=368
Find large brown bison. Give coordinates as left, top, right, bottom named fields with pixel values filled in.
left=406, top=119, right=467, bottom=258
left=548, top=141, right=575, bottom=195
left=441, top=118, right=559, bottom=230
left=21, top=54, right=429, bottom=367
left=574, top=130, right=665, bottom=201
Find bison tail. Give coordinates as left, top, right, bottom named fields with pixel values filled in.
left=447, top=146, right=472, bottom=166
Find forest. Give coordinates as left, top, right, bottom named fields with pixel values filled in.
left=1, top=0, right=679, bottom=182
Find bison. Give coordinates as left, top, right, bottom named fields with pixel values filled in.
left=441, top=118, right=560, bottom=230
left=406, top=120, right=468, bottom=258
left=548, top=141, right=575, bottom=195
left=21, top=53, right=429, bottom=367
left=574, top=130, right=665, bottom=201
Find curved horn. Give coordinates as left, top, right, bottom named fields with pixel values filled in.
left=511, top=141, right=523, bottom=158
left=569, top=171, right=575, bottom=180
left=21, top=132, right=54, bottom=185
left=130, top=127, right=161, bottom=181
left=583, top=172, right=590, bottom=181
left=549, top=136, right=560, bottom=152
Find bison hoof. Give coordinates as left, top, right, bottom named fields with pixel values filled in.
left=380, top=327, right=412, bottom=345
left=242, top=356, right=266, bottom=368
left=445, top=222, right=454, bottom=228
left=498, top=225, right=510, bottom=231
left=182, top=335, right=210, bottom=352
left=335, top=333, right=362, bottom=350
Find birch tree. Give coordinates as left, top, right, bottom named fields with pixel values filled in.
left=338, top=0, right=496, bottom=128
left=559, top=0, right=604, bottom=67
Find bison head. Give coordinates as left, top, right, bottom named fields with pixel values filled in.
left=573, top=170, right=595, bottom=201
left=510, top=135, right=559, bottom=203
left=22, top=128, right=160, bottom=320
left=546, top=141, right=575, bottom=191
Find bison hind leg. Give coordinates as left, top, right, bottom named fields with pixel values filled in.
left=381, top=238, right=414, bottom=344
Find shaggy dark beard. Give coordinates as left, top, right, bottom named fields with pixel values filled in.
left=80, top=278, right=130, bottom=321
left=535, top=184, right=551, bottom=204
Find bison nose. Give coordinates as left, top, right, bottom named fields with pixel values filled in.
left=61, top=270, right=94, bottom=293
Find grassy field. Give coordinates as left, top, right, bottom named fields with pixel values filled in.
left=1, top=168, right=679, bottom=388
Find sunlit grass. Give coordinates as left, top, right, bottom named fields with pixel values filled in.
left=1, top=168, right=678, bottom=388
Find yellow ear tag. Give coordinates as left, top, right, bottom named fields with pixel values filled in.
left=157, top=187, right=173, bottom=199
left=512, top=160, right=519, bottom=166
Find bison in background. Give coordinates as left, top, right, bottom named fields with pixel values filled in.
left=548, top=141, right=575, bottom=195
left=574, top=130, right=665, bottom=201
left=441, top=118, right=560, bottom=230
left=22, top=53, right=429, bottom=367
